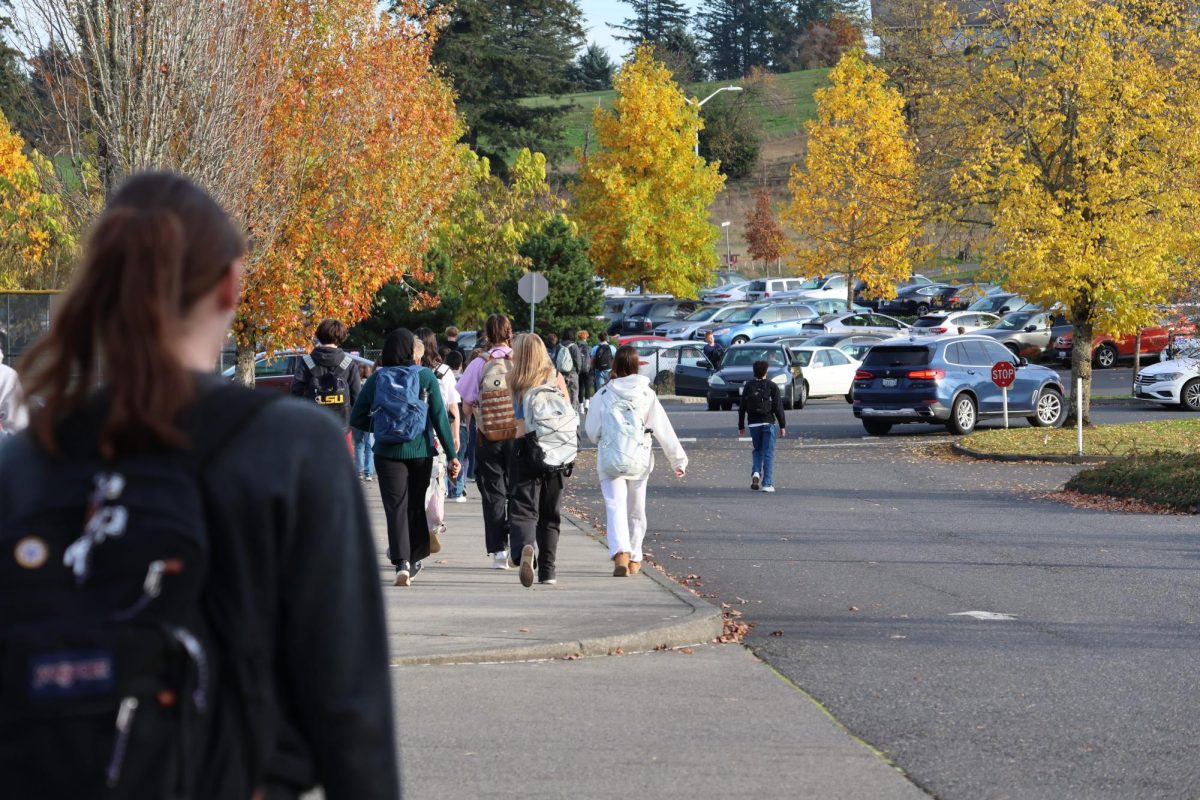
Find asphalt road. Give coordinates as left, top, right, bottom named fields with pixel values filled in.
left=566, top=388, right=1200, bottom=799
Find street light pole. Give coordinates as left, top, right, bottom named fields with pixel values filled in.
left=721, top=220, right=731, bottom=268
left=689, top=85, right=743, bottom=157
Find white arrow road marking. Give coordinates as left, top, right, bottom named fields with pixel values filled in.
left=949, top=611, right=1019, bottom=621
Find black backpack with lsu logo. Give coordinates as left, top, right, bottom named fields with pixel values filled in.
left=743, top=379, right=775, bottom=417
left=303, top=353, right=354, bottom=418
left=0, top=386, right=278, bottom=799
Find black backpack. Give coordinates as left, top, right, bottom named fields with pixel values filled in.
left=743, top=379, right=775, bottom=417
left=0, top=386, right=277, bottom=799
left=303, top=353, right=353, bottom=415
left=593, top=344, right=613, bottom=372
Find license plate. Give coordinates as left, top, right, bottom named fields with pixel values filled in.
left=882, top=378, right=898, bottom=387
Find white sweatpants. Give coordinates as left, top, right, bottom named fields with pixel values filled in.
left=601, top=475, right=649, bottom=562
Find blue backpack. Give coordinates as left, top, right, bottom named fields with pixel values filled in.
left=372, top=366, right=428, bottom=445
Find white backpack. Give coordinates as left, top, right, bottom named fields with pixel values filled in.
left=521, top=383, right=579, bottom=473
left=596, top=387, right=653, bottom=480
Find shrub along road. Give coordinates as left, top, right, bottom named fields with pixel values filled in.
left=567, top=399, right=1200, bottom=799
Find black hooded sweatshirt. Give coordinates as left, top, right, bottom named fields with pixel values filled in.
left=290, top=346, right=362, bottom=430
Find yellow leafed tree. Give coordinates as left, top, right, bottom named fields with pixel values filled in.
left=575, top=45, right=725, bottom=297
left=0, top=110, right=75, bottom=290
left=782, top=50, right=923, bottom=308
left=894, top=0, right=1200, bottom=420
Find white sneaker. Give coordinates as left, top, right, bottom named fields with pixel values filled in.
left=491, top=551, right=510, bottom=570
left=751, top=472, right=761, bottom=491
left=454, top=495, right=467, bottom=503
left=762, top=485, right=776, bottom=493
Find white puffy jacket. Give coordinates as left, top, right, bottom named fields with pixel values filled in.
left=584, top=374, right=687, bottom=478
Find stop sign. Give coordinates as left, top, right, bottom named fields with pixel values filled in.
left=991, top=361, right=1016, bottom=388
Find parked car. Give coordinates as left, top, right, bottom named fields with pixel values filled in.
left=800, top=333, right=891, bottom=361
left=765, top=294, right=868, bottom=315
left=933, top=284, right=994, bottom=311
left=1051, top=315, right=1198, bottom=369
left=1134, top=344, right=1200, bottom=410
left=705, top=303, right=821, bottom=347
left=785, top=346, right=861, bottom=402
left=656, top=304, right=748, bottom=339
left=602, top=293, right=674, bottom=332
left=856, top=274, right=936, bottom=308
left=799, top=311, right=910, bottom=336
left=967, top=292, right=1028, bottom=316
left=618, top=299, right=703, bottom=335
left=790, top=274, right=848, bottom=302
left=678, top=342, right=807, bottom=410
left=909, top=311, right=1001, bottom=336
left=975, top=310, right=1070, bottom=360
left=699, top=281, right=753, bottom=303
left=221, top=350, right=374, bottom=392
left=743, top=277, right=809, bottom=302
left=877, top=283, right=951, bottom=317
left=852, top=336, right=1067, bottom=435
left=628, top=340, right=711, bottom=387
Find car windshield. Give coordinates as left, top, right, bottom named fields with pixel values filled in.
left=723, top=347, right=785, bottom=367
left=796, top=277, right=823, bottom=290
left=627, top=302, right=653, bottom=316
left=863, top=346, right=932, bottom=367
left=912, top=317, right=949, bottom=328
left=995, top=312, right=1035, bottom=330
left=788, top=350, right=814, bottom=366
left=684, top=307, right=721, bottom=322
left=723, top=307, right=759, bottom=324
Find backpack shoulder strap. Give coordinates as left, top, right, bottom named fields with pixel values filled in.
left=338, top=355, right=353, bottom=372
left=302, top=355, right=316, bottom=371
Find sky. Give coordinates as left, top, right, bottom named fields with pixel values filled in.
left=577, top=0, right=702, bottom=60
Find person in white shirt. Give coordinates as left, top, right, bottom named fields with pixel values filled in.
left=419, top=329, right=460, bottom=555
left=0, top=345, right=29, bottom=435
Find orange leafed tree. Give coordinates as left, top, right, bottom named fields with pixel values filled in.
left=234, top=1, right=463, bottom=374
left=744, top=187, right=785, bottom=272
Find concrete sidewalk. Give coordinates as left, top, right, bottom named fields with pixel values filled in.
left=366, top=482, right=929, bottom=799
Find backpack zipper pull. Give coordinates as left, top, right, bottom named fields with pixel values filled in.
left=105, top=696, right=139, bottom=787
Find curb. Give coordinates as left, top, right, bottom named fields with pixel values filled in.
left=657, top=395, right=707, bottom=405
left=392, top=512, right=725, bottom=667
left=951, top=442, right=1120, bottom=465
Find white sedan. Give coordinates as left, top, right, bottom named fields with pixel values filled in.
left=910, top=311, right=1002, bottom=336
left=1134, top=345, right=1200, bottom=410
left=631, top=341, right=714, bottom=385
left=787, top=346, right=861, bottom=403
left=699, top=281, right=753, bottom=303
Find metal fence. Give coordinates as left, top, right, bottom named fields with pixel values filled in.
left=0, top=292, right=59, bottom=368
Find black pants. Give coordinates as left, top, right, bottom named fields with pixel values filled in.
left=375, top=455, right=433, bottom=566
left=475, top=437, right=514, bottom=555
left=508, top=458, right=564, bottom=582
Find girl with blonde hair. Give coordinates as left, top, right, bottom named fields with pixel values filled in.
left=508, top=333, right=572, bottom=587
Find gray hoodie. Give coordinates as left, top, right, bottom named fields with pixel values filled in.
left=584, top=374, right=688, bottom=478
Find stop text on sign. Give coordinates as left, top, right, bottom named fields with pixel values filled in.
left=991, top=361, right=1016, bottom=388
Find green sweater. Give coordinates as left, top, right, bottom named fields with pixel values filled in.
left=350, top=368, right=458, bottom=462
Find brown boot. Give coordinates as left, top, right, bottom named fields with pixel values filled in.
left=612, top=552, right=630, bottom=577
left=629, top=561, right=641, bottom=575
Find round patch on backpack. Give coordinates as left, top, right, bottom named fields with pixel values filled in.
left=491, top=379, right=502, bottom=388
left=14, top=536, right=48, bottom=569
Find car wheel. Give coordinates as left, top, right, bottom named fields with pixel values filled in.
left=783, top=390, right=794, bottom=411
left=721, top=401, right=734, bottom=411
left=798, top=381, right=809, bottom=409
left=707, top=398, right=720, bottom=411
left=915, top=303, right=930, bottom=317
left=947, top=393, right=977, bottom=435
left=1028, top=386, right=1065, bottom=427
left=732, top=336, right=750, bottom=345
left=845, top=389, right=854, bottom=404
left=862, top=419, right=892, bottom=436
left=1182, top=378, right=1200, bottom=411
left=1094, top=343, right=1118, bottom=369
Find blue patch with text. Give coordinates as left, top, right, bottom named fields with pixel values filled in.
left=29, top=650, right=115, bottom=699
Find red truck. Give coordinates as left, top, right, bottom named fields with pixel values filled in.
left=1051, top=315, right=1198, bottom=368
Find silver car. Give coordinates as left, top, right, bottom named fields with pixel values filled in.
left=799, top=312, right=911, bottom=336
left=655, top=304, right=749, bottom=340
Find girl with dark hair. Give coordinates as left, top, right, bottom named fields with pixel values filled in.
left=0, top=172, right=398, bottom=797
left=351, top=329, right=459, bottom=586
left=418, top=328, right=460, bottom=551
left=585, top=344, right=687, bottom=577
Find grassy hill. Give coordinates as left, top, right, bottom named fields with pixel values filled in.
left=527, top=68, right=831, bottom=162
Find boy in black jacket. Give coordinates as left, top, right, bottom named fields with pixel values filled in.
left=737, top=359, right=787, bottom=492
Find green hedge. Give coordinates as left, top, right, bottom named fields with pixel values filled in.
left=1066, top=452, right=1200, bottom=513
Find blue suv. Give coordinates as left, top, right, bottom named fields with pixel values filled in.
left=852, top=335, right=1066, bottom=435
left=703, top=303, right=820, bottom=347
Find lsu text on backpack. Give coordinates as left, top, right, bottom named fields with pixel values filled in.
left=519, top=383, right=578, bottom=476
left=303, top=353, right=353, bottom=412
left=373, top=365, right=428, bottom=445
left=477, top=351, right=518, bottom=442
left=0, top=386, right=277, bottom=799
left=743, top=379, right=774, bottom=417
left=596, top=385, right=653, bottom=480
left=554, top=344, right=575, bottom=375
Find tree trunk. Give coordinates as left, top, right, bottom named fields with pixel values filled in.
left=846, top=265, right=855, bottom=309
left=235, top=342, right=257, bottom=388
left=1069, top=315, right=1093, bottom=424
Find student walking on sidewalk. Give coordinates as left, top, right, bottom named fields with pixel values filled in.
left=351, top=329, right=459, bottom=587
left=585, top=345, right=687, bottom=577
left=418, top=329, right=460, bottom=552
left=456, top=315, right=519, bottom=569
left=737, top=359, right=787, bottom=492
left=508, top=333, right=575, bottom=587
left=351, top=362, right=376, bottom=482
left=0, top=172, right=398, bottom=798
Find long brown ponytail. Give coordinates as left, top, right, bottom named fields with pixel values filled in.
left=22, top=172, right=245, bottom=459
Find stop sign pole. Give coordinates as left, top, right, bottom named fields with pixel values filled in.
left=517, top=271, right=549, bottom=332
left=991, top=361, right=1017, bottom=428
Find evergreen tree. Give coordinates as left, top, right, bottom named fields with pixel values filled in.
left=612, top=0, right=692, bottom=44
left=697, top=0, right=789, bottom=79
left=698, top=99, right=760, bottom=178
left=570, top=43, right=616, bottom=91
left=424, top=0, right=585, bottom=168
left=501, top=217, right=602, bottom=336
left=0, top=4, right=36, bottom=143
